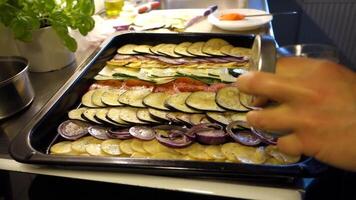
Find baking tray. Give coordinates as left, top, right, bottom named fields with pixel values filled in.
left=9, top=32, right=327, bottom=182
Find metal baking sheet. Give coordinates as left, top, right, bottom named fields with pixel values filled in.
left=9, top=33, right=327, bottom=182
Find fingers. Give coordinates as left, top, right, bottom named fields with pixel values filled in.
left=277, top=134, right=303, bottom=156
left=236, top=72, right=298, bottom=103
left=246, top=105, right=296, bottom=132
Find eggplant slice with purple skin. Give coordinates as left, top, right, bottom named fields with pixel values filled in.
left=107, top=127, right=133, bottom=139
left=57, top=120, right=90, bottom=140
left=187, top=123, right=228, bottom=145
left=226, top=121, right=262, bottom=146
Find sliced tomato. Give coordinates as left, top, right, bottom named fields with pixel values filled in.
left=205, top=83, right=228, bottom=92
left=174, top=77, right=208, bottom=92
left=153, top=81, right=175, bottom=93
left=124, top=79, right=155, bottom=88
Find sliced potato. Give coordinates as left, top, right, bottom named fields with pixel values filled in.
left=117, top=44, right=139, bottom=55
left=142, top=139, right=176, bottom=155
left=91, top=89, right=106, bottom=107
left=119, top=139, right=135, bottom=155
left=165, top=92, right=202, bottom=113
left=187, top=42, right=211, bottom=57
left=82, top=90, right=98, bottom=108
left=101, top=89, right=125, bottom=106
left=130, top=139, right=147, bottom=153
left=68, top=108, right=87, bottom=121
left=220, top=45, right=234, bottom=56
left=82, top=109, right=102, bottom=124
left=119, top=107, right=148, bottom=124
left=151, top=152, right=180, bottom=160
left=150, top=44, right=166, bottom=55
left=50, top=141, right=73, bottom=154
left=234, top=146, right=267, bottom=164
left=71, top=136, right=99, bottom=153
left=143, top=92, right=171, bottom=111
left=136, top=108, right=160, bottom=123
left=101, top=139, right=122, bottom=156
left=131, top=152, right=151, bottom=158
left=134, top=45, right=154, bottom=54
left=264, top=157, right=284, bottom=165
left=174, top=42, right=194, bottom=57
left=221, top=142, right=242, bottom=162
left=157, top=44, right=182, bottom=58
left=86, top=143, right=109, bottom=156
left=202, top=38, right=230, bottom=56
left=186, top=91, right=225, bottom=112
left=107, top=108, right=130, bottom=125
left=205, top=145, right=226, bottom=160
left=216, top=87, right=249, bottom=111
left=148, top=108, right=170, bottom=121
left=186, top=143, right=212, bottom=161
left=118, top=89, right=152, bottom=108
left=265, top=145, right=301, bottom=164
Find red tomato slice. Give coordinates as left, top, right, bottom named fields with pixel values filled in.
left=154, top=81, right=175, bottom=93
left=124, top=79, right=155, bottom=88
left=205, top=83, right=228, bottom=92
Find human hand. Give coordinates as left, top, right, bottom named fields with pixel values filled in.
left=236, top=57, right=356, bottom=171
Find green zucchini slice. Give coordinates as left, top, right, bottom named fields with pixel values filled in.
left=107, top=108, right=130, bottom=126
left=118, top=88, right=152, bottom=108
left=119, top=107, right=148, bottom=124
left=186, top=91, right=225, bottom=112
left=216, top=87, right=249, bottom=111
left=68, top=108, right=87, bottom=122
left=82, top=90, right=98, bottom=108
left=174, top=42, right=194, bottom=57
left=165, top=92, right=202, bottom=113
left=101, top=89, right=125, bottom=106
left=202, top=38, right=230, bottom=56
left=143, top=92, right=170, bottom=111
left=82, top=109, right=102, bottom=124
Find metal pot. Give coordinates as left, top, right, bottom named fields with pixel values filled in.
left=0, top=56, right=34, bottom=120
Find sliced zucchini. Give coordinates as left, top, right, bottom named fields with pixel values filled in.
left=101, top=89, right=125, bottom=106
left=152, top=77, right=176, bottom=84
left=107, top=108, right=130, bottom=126
left=68, top=108, right=87, bottom=121
left=150, top=44, right=166, bottom=55
left=220, top=45, right=234, bottom=56
left=95, top=108, right=124, bottom=126
left=82, top=109, right=102, bottom=124
left=136, top=108, right=161, bottom=123
left=117, top=44, right=139, bottom=55
left=202, top=38, right=230, bottom=56
left=119, top=107, right=148, bottom=124
left=174, top=42, right=194, bottom=57
left=226, top=47, right=252, bottom=58
left=186, top=91, right=226, bottom=112
left=148, top=108, right=170, bottom=121
left=118, top=88, right=152, bottom=108
left=165, top=92, right=202, bottom=113
left=134, top=45, right=154, bottom=54
left=216, top=87, right=249, bottom=111
left=206, top=112, right=238, bottom=125
left=189, top=114, right=207, bottom=125
left=157, top=44, right=182, bottom=58
left=91, top=89, right=106, bottom=107
left=187, top=42, right=211, bottom=57
left=82, top=90, right=98, bottom=108
left=143, top=92, right=171, bottom=111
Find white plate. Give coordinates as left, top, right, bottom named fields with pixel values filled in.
left=208, top=9, right=273, bottom=31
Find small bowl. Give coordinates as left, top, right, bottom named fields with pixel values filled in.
left=208, top=8, right=273, bottom=31
left=0, top=56, right=35, bottom=120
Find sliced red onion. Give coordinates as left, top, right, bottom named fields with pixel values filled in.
left=153, top=125, right=187, bottom=132
left=88, top=126, right=110, bottom=140
left=155, top=129, right=193, bottom=148
left=250, top=127, right=278, bottom=145
left=206, top=58, right=231, bottom=63
left=107, top=127, right=133, bottom=139
left=195, top=129, right=228, bottom=145
left=129, top=126, right=155, bottom=140
left=57, top=120, right=90, bottom=140
left=226, top=121, right=262, bottom=146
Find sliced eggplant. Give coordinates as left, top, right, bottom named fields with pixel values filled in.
left=186, top=91, right=226, bottom=112
left=95, top=108, right=124, bottom=126
left=220, top=45, right=234, bottom=56
left=68, top=108, right=87, bottom=121
left=143, top=92, right=170, bottom=111
left=206, top=112, right=238, bottom=125
left=187, top=42, right=211, bottom=57
left=136, top=108, right=161, bottom=123
left=101, top=89, right=125, bottom=106
left=225, top=47, right=251, bottom=58
left=148, top=108, right=170, bottom=121
left=134, top=45, right=154, bottom=54
left=150, top=44, right=166, bottom=56
left=189, top=114, right=207, bottom=125
left=82, top=90, right=98, bottom=108
left=230, top=112, right=247, bottom=122
left=166, top=112, right=184, bottom=123
left=117, top=44, right=139, bottom=55
left=175, top=113, right=192, bottom=125
left=216, top=87, right=249, bottom=111
left=165, top=92, right=202, bottom=113
left=157, top=44, right=182, bottom=58
left=118, top=88, right=152, bottom=108
left=202, top=38, right=230, bottom=56
left=119, top=107, right=148, bottom=124
left=82, top=109, right=102, bottom=124
left=91, top=89, right=107, bottom=107
left=174, top=42, right=194, bottom=57
left=107, top=108, right=130, bottom=126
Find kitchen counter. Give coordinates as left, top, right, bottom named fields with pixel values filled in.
left=0, top=1, right=306, bottom=199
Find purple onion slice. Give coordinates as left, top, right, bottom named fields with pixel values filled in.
left=185, top=123, right=223, bottom=139
left=154, top=125, right=192, bottom=148
left=57, top=120, right=90, bottom=140
left=88, top=126, right=110, bottom=140
left=129, top=126, right=155, bottom=141
left=250, top=127, right=278, bottom=145
left=226, top=121, right=262, bottom=146
left=107, top=127, right=133, bottom=139
left=195, top=129, right=228, bottom=145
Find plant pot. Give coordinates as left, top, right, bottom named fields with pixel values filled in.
left=16, top=26, right=75, bottom=72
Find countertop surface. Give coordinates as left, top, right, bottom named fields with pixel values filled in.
left=0, top=1, right=308, bottom=199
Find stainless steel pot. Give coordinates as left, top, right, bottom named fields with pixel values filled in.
left=0, top=56, right=34, bottom=120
